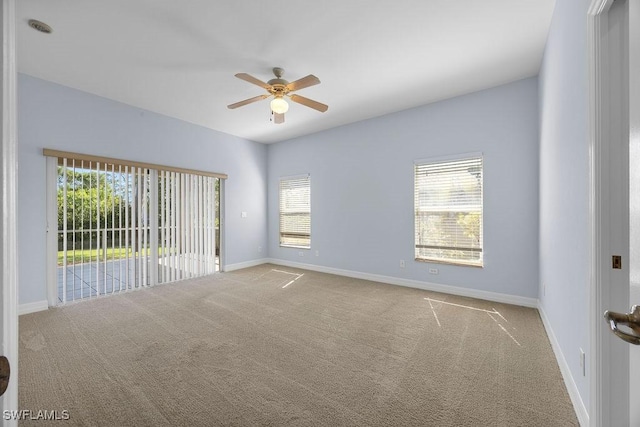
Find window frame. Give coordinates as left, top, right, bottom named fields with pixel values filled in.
left=279, top=174, right=311, bottom=249
left=413, top=153, right=484, bottom=267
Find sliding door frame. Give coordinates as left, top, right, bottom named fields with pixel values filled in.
left=219, top=178, right=226, bottom=272
left=46, top=157, right=58, bottom=306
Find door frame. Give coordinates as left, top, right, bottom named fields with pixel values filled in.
left=1, top=0, right=18, bottom=422
left=588, top=0, right=634, bottom=425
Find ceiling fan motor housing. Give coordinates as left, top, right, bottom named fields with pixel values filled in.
left=268, top=81, right=288, bottom=96
left=268, top=68, right=289, bottom=97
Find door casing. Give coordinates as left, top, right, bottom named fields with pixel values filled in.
left=0, top=0, right=19, bottom=423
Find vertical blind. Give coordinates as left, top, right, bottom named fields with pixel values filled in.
left=158, top=171, right=218, bottom=284
left=279, top=175, right=311, bottom=248
left=414, top=155, right=483, bottom=266
left=51, top=150, right=221, bottom=303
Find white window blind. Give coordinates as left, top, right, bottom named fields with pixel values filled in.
left=279, top=175, right=311, bottom=248
left=414, top=155, right=483, bottom=266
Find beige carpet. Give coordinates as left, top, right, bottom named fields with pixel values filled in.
left=19, top=264, right=578, bottom=426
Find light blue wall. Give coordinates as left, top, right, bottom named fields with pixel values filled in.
left=538, top=0, right=590, bottom=410
left=268, top=78, right=540, bottom=299
left=18, top=74, right=268, bottom=305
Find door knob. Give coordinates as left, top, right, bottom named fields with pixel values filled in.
left=604, top=305, right=640, bottom=345
left=0, top=356, right=9, bottom=396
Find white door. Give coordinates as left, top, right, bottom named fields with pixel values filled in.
left=0, top=0, right=18, bottom=424
left=595, top=0, right=640, bottom=425
left=627, top=0, right=640, bottom=423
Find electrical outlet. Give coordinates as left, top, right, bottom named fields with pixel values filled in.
left=429, top=268, right=439, bottom=275
left=298, top=251, right=304, bottom=257
left=315, top=250, right=319, bottom=257
left=400, top=260, right=405, bottom=268
left=241, top=211, right=247, bottom=218
left=579, top=348, right=585, bottom=376
left=258, top=246, right=262, bottom=253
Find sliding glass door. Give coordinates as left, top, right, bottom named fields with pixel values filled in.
left=48, top=153, right=221, bottom=304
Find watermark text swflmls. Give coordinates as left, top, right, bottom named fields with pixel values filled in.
left=3, top=410, right=70, bottom=421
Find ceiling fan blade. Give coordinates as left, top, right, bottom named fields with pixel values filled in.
left=286, top=75, right=320, bottom=92
left=274, top=113, right=285, bottom=124
left=289, top=94, right=328, bottom=113
left=227, top=94, right=270, bottom=109
left=235, top=73, right=271, bottom=90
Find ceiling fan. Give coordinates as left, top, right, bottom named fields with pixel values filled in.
left=227, top=67, right=328, bottom=124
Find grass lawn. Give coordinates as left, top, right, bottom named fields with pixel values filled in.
left=57, top=247, right=167, bottom=266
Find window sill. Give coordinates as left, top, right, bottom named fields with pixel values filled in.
left=415, top=258, right=483, bottom=268
left=280, top=245, right=310, bottom=250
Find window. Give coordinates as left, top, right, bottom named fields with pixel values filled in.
left=414, top=155, right=483, bottom=266
left=279, top=175, right=311, bottom=248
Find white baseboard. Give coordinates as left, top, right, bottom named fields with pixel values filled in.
left=19, top=300, right=49, bottom=316
left=538, top=305, right=588, bottom=426
left=264, top=258, right=538, bottom=308
left=224, top=258, right=270, bottom=272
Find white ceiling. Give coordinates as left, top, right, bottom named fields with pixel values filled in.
left=17, top=0, right=556, bottom=144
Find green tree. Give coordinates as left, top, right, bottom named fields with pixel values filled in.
left=456, top=212, right=481, bottom=245
left=58, top=168, right=131, bottom=250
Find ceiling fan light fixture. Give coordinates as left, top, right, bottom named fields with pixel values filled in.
left=270, top=97, right=289, bottom=114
